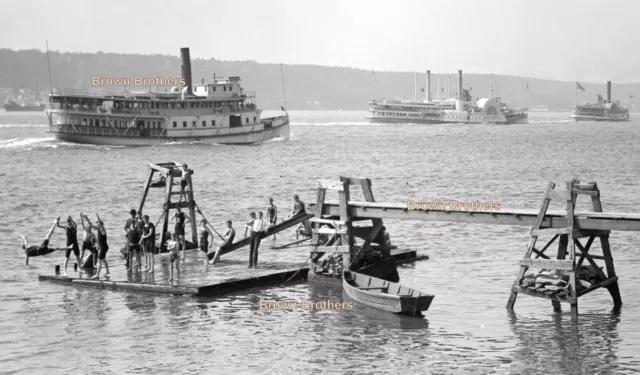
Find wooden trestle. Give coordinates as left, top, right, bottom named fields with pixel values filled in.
left=140, top=162, right=198, bottom=251
left=311, top=178, right=632, bottom=315
left=506, top=180, right=622, bottom=316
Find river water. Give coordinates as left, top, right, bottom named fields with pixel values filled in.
left=1, top=110, right=639, bottom=374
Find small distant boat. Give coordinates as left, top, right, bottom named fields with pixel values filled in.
left=4, top=100, right=46, bottom=112
left=342, top=271, right=434, bottom=316
left=571, top=81, right=629, bottom=121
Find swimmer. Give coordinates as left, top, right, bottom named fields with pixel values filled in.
left=92, top=214, right=110, bottom=279
left=20, top=218, right=67, bottom=265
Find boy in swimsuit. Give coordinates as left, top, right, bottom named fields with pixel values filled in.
left=171, top=207, right=190, bottom=259
left=79, top=213, right=98, bottom=268
left=166, top=232, right=179, bottom=281
left=244, top=212, right=256, bottom=238
left=139, top=214, right=156, bottom=273
left=92, top=214, right=111, bottom=279
left=56, top=215, right=82, bottom=276
left=126, top=217, right=142, bottom=272
left=178, top=164, right=189, bottom=203
left=198, top=219, right=214, bottom=271
left=266, top=198, right=278, bottom=240
left=19, top=217, right=67, bottom=265
left=209, top=220, right=235, bottom=265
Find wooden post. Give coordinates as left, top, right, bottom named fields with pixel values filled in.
left=312, top=187, right=326, bottom=246
left=186, top=169, right=198, bottom=247
left=337, top=178, right=354, bottom=265
left=138, top=168, right=155, bottom=214
left=507, top=182, right=556, bottom=310
left=589, top=182, right=622, bottom=308
left=565, top=180, right=578, bottom=317
left=160, top=173, right=173, bottom=252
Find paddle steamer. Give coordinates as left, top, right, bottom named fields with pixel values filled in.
left=45, top=48, right=289, bottom=145
left=571, top=81, right=629, bottom=122
left=367, top=70, right=528, bottom=125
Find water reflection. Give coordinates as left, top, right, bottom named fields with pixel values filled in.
left=508, top=310, right=623, bottom=374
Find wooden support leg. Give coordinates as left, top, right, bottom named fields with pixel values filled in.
left=552, top=301, right=562, bottom=312
left=600, top=234, right=622, bottom=308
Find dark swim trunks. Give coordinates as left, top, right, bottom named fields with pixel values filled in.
left=170, top=252, right=178, bottom=262
left=82, top=240, right=96, bottom=253
left=65, top=227, right=80, bottom=258
left=25, top=240, right=55, bottom=257
left=98, top=245, right=109, bottom=260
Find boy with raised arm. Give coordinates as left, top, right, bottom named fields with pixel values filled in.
left=57, top=215, right=82, bottom=276
left=79, top=212, right=98, bottom=268
left=92, top=214, right=110, bottom=279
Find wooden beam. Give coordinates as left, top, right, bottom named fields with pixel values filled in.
left=311, top=202, right=640, bottom=231
left=576, top=276, right=619, bottom=297
left=138, top=168, right=155, bottom=214
left=519, top=259, right=574, bottom=271
left=531, top=228, right=572, bottom=236
left=350, top=219, right=384, bottom=267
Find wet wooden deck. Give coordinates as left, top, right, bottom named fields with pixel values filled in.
left=38, top=243, right=424, bottom=297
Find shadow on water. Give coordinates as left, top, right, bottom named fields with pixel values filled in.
left=507, top=309, right=624, bottom=374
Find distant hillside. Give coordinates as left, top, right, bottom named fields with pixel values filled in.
left=1, top=48, right=639, bottom=111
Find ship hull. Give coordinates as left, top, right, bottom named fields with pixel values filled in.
left=51, top=118, right=289, bottom=146
left=570, top=114, right=629, bottom=122
left=367, top=114, right=528, bottom=125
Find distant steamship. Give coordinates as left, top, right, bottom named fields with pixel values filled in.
left=571, top=81, right=629, bottom=122
left=45, top=48, right=289, bottom=145
left=367, top=70, right=528, bottom=125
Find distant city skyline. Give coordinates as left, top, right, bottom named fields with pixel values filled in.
left=1, top=0, right=639, bottom=83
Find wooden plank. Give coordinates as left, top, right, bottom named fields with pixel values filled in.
left=214, top=213, right=314, bottom=257
left=573, top=229, right=611, bottom=238
left=316, top=179, right=344, bottom=191
left=308, top=218, right=346, bottom=225
left=576, top=276, right=619, bottom=297
left=160, top=174, right=173, bottom=251
left=196, top=268, right=309, bottom=297
left=168, top=201, right=196, bottom=209
left=71, top=279, right=198, bottom=295
left=519, top=259, right=574, bottom=270
left=511, top=286, right=577, bottom=304
left=311, top=187, right=326, bottom=246
left=311, top=202, right=640, bottom=231
left=313, top=227, right=347, bottom=235
left=575, top=189, right=598, bottom=196
left=531, top=227, right=572, bottom=236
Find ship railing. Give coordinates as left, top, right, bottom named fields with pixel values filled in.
left=51, top=88, right=118, bottom=98
left=49, top=105, right=259, bottom=116
left=52, top=124, right=167, bottom=137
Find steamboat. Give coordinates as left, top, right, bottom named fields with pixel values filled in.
left=367, top=70, right=528, bottom=125
left=571, top=81, right=629, bottom=122
left=45, top=48, right=289, bottom=145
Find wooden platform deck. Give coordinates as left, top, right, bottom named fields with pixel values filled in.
left=38, top=244, right=424, bottom=297
left=312, top=201, right=640, bottom=231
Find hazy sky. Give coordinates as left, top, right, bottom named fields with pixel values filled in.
left=1, top=0, right=639, bottom=82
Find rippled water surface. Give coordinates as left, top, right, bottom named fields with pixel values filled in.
left=1, top=110, right=640, bottom=374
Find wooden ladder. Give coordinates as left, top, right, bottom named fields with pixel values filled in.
left=506, top=180, right=622, bottom=316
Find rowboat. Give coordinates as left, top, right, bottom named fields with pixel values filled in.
left=342, top=271, right=434, bottom=316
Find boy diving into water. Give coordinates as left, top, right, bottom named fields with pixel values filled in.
left=20, top=218, right=69, bottom=265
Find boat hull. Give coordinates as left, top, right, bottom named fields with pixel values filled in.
left=367, top=114, right=528, bottom=125
left=342, top=271, right=434, bottom=316
left=50, top=118, right=289, bottom=145
left=570, top=114, right=629, bottom=122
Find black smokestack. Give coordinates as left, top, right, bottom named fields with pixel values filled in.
left=607, top=81, right=611, bottom=102
left=180, top=47, right=193, bottom=96
left=458, top=70, right=463, bottom=99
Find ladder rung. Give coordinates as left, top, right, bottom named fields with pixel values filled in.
left=519, top=259, right=574, bottom=271
left=574, top=189, right=598, bottom=196
left=313, top=227, right=347, bottom=235
left=309, top=218, right=346, bottom=225
left=531, top=227, right=572, bottom=236
left=573, top=229, right=611, bottom=239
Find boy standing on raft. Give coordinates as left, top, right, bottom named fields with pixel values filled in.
left=249, top=212, right=267, bottom=268
left=208, top=220, right=235, bottom=265
left=79, top=213, right=98, bottom=268
left=20, top=217, right=68, bottom=265
left=56, top=216, right=82, bottom=276
left=92, top=214, right=110, bottom=279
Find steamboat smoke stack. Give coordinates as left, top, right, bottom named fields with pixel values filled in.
left=426, top=70, right=431, bottom=102
left=607, top=81, right=611, bottom=102
left=458, top=70, right=463, bottom=99
left=180, top=47, right=193, bottom=96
